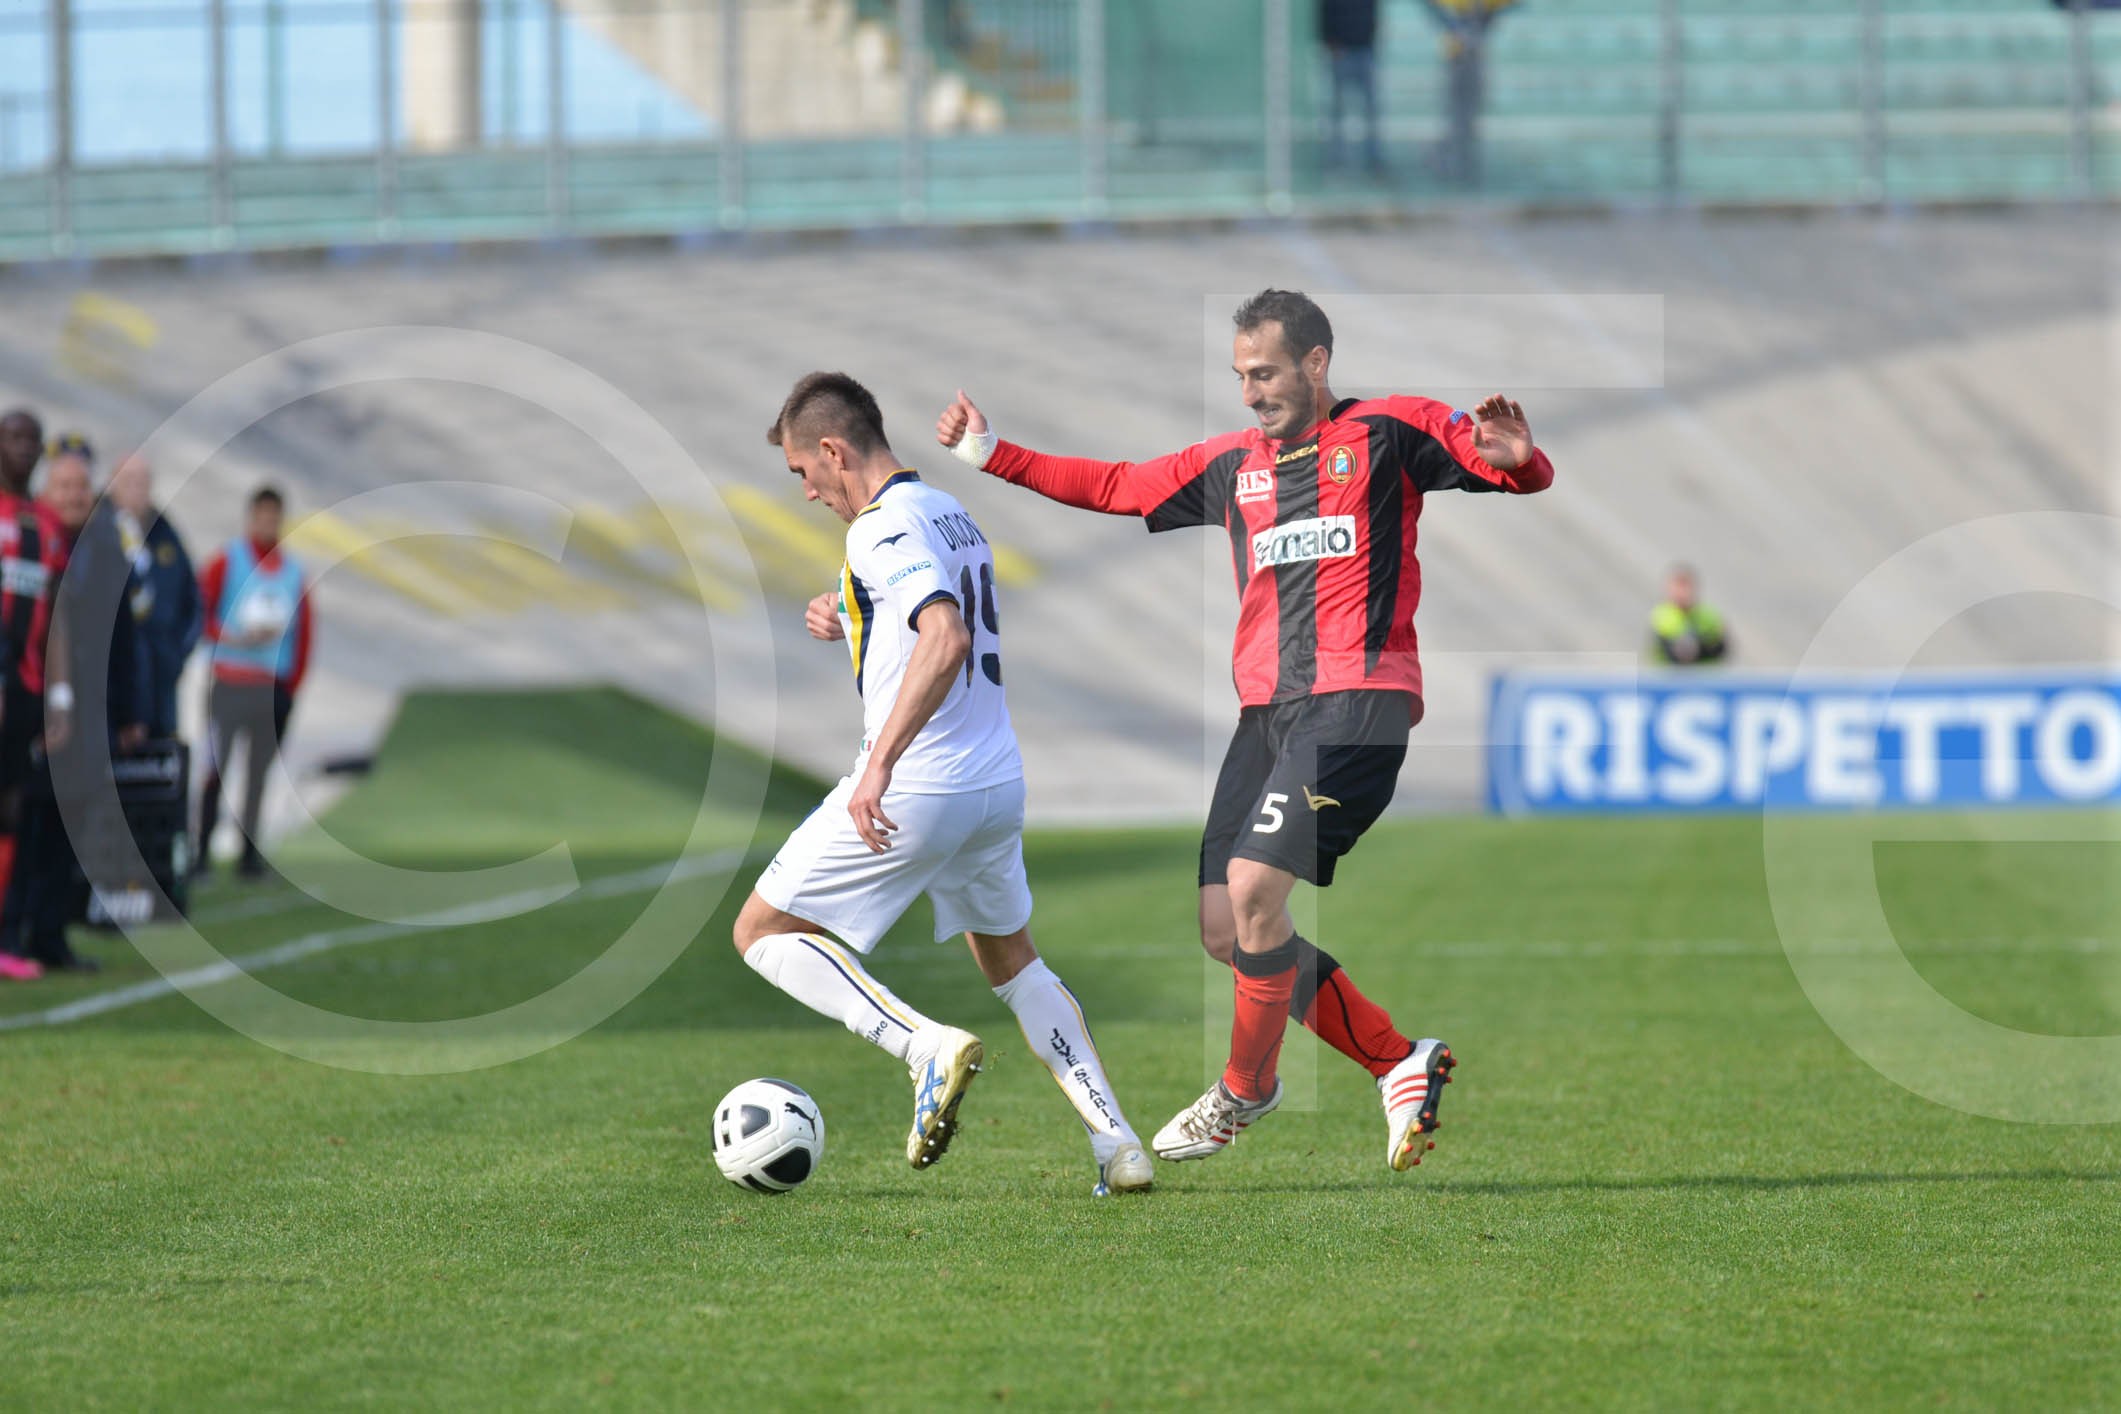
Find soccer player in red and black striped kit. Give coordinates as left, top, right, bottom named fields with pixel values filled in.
left=0, top=410, right=71, bottom=982
left=936, top=289, right=1554, bottom=1171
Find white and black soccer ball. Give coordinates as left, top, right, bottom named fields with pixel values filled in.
left=712, top=1078, right=826, bottom=1193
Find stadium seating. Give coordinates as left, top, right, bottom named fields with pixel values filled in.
left=0, top=1, right=2113, bottom=258
left=1458, top=0, right=2113, bottom=201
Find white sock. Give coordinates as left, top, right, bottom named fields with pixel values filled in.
left=994, top=958, right=1138, bottom=1163
left=744, top=933, right=936, bottom=1064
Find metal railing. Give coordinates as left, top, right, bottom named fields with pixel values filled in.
left=0, top=0, right=2113, bottom=262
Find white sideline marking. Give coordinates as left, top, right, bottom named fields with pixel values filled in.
left=0, top=848, right=750, bottom=1034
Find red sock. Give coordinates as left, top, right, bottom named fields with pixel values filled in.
left=1302, top=968, right=1414, bottom=1079
left=1223, top=940, right=1298, bottom=1101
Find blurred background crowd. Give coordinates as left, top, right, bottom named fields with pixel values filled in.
left=0, top=408, right=310, bottom=980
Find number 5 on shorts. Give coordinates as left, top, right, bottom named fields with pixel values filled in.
left=1253, top=792, right=1288, bottom=834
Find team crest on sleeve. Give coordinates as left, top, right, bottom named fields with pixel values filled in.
left=1328, top=446, right=1355, bottom=485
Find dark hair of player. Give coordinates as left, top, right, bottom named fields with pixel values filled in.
left=250, top=485, right=285, bottom=510
left=1233, top=289, right=1334, bottom=365
left=767, top=372, right=888, bottom=456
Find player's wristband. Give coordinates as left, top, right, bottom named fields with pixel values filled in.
left=950, top=426, right=998, bottom=471
left=46, top=681, right=74, bottom=712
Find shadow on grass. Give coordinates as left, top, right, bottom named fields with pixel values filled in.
left=1218, top=1168, right=2121, bottom=1197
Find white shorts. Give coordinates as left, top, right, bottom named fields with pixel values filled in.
left=754, top=776, right=1033, bottom=954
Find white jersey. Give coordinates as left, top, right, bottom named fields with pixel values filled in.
left=838, top=472, right=1021, bottom=794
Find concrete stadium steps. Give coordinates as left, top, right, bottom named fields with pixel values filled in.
left=0, top=211, right=2109, bottom=831
left=561, top=0, right=1068, bottom=140
left=567, top=0, right=906, bottom=140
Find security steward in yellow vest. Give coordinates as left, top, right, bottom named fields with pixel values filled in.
left=1649, top=565, right=1728, bottom=666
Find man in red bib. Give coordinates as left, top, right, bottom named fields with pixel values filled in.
left=936, top=289, right=1555, bottom=1172
left=196, top=485, right=312, bottom=880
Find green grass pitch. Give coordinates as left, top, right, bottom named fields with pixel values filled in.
left=0, top=689, right=2115, bottom=1409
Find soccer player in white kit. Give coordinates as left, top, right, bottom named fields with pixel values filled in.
left=732, top=373, right=1152, bottom=1195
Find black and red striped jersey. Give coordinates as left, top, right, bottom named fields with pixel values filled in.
left=0, top=491, right=66, bottom=694
left=982, top=396, right=1553, bottom=706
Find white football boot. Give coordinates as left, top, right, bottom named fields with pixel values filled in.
left=1380, top=1038, right=1456, bottom=1172
left=1092, top=1142, right=1154, bottom=1197
left=1151, top=1079, right=1283, bottom=1161
left=906, top=1026, right=984, bottom=1169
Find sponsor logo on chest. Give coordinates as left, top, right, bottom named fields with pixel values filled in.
left=1, top=557, right=48, bottom=598
left=1251, top=515, right=1357, bottom=572
left=1236, top=468, right=1275, bottom=503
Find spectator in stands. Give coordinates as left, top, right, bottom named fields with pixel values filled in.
left=106, top=454, right=201, bottom=740
left=1322, top=0, right=1385, bottom=174
left=1648, top=564, right=1730, bottom=666
left=1418, top=0, right=1519, bottom=187
left=0, top=410, right=68, bottom=983
left=198, top=486, right=312, bottom=880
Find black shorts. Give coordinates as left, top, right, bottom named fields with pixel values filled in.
left=1199, top=689, right=1414, bottom=889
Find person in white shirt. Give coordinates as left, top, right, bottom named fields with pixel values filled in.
left=731, top=372, right=1151, bottom=1196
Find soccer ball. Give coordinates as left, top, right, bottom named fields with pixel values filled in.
left=712, top=1078, right=826, bottom=1193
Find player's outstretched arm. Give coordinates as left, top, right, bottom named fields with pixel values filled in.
left=935, top=390, right=998, bottom=468
left=1469, top=395, right=1535, bottom=469
left=1388, top=392, right=1555, bottom=495
left=846, top=597, right=970, bottom=853
left=1467, top=393, right=1552, bottom=492
left=936, top=389, right=1210, bottom=523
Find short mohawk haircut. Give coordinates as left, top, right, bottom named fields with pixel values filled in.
left=768, top=372, right=888, bottom=455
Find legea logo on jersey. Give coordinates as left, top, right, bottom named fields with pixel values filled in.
left=1236, top=469, right=1274, bottom=503
left=1252, top=515, right=1356, bottom=572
